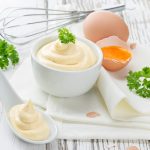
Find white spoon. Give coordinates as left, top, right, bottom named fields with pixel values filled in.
left=0, top=70, right=57, bottom=144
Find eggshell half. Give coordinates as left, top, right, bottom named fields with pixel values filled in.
left=96, top=36, right=132, bottom=71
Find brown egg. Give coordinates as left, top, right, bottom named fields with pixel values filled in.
left=83, top=11, right=129, bottom=42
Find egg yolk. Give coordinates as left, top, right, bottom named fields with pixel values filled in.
left=101, top=46, right=132, bottom=61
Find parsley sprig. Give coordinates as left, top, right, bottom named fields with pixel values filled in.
left=58, top=27, right=76, bottom=44
left=0, top=39, right=19, bottom=70
left=127, top=67, right=150, bottom=98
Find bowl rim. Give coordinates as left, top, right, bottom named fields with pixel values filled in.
left=31, top=35, right=103, bottom=73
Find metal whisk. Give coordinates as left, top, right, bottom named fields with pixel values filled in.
left=0, top=4, right=125, bottom=45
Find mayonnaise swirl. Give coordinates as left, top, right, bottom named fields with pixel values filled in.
left=37, top=40, right=97, bottom=71
left=9, top=101, right=50, bottom=141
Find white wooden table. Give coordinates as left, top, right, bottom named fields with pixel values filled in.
left=0, top=0, right=150, bottom=149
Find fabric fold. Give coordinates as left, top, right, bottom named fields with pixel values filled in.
left=97, top=67, right=140, bottom=119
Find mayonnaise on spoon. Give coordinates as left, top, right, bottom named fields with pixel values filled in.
left=0, top=70, right=57, bottom=144
left=9, top=100, right=50, bottom=141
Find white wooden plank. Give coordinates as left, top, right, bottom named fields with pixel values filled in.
left=46, top=140, right=59, bottom=150
left=92, top=139, right=99, bottom=150
left=146, top=140, right=150, bottom=150
left=77, top=140, right=92, bottom=150
left=66, top=140, right=74, bottom=150
left=0, top=0, right=38, bottom=10
left=98, top=139, right=105, bottom=150
left=118, top=140, right=126, bottom=150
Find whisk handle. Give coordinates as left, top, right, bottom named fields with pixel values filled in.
left=94, top=3, right=125, bottom=12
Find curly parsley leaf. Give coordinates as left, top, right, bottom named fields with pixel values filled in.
left=0, top=39, right=19, bottom=70
left=58, top=27, right=76, bottom=44
left=126, top=67, right=150, bottom=98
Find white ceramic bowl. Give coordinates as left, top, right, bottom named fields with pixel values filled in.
left=31, top=35, right=103, bottom=97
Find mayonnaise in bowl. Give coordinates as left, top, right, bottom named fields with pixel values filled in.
left=37, top=39, right=97, bottom=71
left=31, top=34, right=103, bottom=97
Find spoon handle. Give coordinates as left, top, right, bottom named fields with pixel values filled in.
left=0, top=70, right=22, bottom=111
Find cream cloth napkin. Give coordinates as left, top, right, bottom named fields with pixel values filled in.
left=10, top=44, right=150, bottom=139
left=97, top=44, right=150, bottom=121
